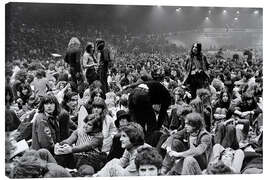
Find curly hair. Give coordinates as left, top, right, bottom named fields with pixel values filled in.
left=185, top=112, right=204, bottom=132
left=135, top=146, right=163, bottom=170
left=206, top=160, right=234, bottom=174
left=196, top=88, right=211, bottom=105
left=12, top=150, right=48, bottom=178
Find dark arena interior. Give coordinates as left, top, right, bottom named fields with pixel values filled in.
left=5, top=2, right=263, bottom=178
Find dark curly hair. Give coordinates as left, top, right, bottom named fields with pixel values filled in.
left=135, top=146, right=163, bottom=170
left=12, top=150, right=48, bottom=178
left=206, top=160, right=234, bottom=174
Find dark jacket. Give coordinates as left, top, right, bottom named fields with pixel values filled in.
left=128, top=81, right=171, bottom=136
left=168, top=128, right=212, bottom=165
left=5, top=108, right=21, bottom=132
left=32, top=113, right=60, bottom=154
left=183, top=54, right=210, bottom=85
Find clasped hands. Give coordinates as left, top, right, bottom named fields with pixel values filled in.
left=54, top=143, right=72, bottom=155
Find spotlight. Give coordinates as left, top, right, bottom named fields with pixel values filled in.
left=205, top=17, right=209, bottom=20
left=254, top=10, right=259, bottom=14
left=176, top=8, right=181, bottom=12
left=236, top=10, right=240, bottom=14
left=234, top=17, right=238, bottom=20
left=223, top=10, right=227, bottom=13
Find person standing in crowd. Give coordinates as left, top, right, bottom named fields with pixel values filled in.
left=82, top=42, right=99, bottom=85
left=183, top=43, right=210, bottom=99
left=96, top=39, right=112, bottom=93
left=64, top=37, right=82, bottom=91
left=128, top=81, right=171, bottom=140
left=31, top=69, right=50, bottom=98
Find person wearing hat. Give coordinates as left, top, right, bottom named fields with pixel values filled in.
left=82, top=42, right=98, bottom=85
left=96, top=39, right=112, bottom=93
left=107, top=110, right=131, bottom=162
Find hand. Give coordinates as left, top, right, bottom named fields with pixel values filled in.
left=185, top=91, right=192, bottom=98
left=166, top=147, right=172, bottom=153
left=17, top=98, right=23, bottom=104
left=94, top=113, right=101, bottom=120
left=168, top=150, right=181, bottom=158
left=61, top=144, right=73, bottom=154
left=241, top=111, right=250, bottom=118
left=170, top=129, right=178, bottom=135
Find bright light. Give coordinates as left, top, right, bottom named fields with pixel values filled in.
left=236, top=11, right=240, bottom=14
left=205, top=17, right=209, bottom=20
left=176, top=8, right=181, bottom=12
left=234, top=17, right=238, bottom=21
left=223, top=10, right=227, bottom=13
left=254, top=10, right=259, bottom=14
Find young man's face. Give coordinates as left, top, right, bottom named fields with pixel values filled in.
left=44, top=103, right=56, bottom=115
left=67, top=95, right=78, bottom=110
left=120, top=131, right=132, bottom=149
left=138, top=164, right=159, bottom=176
left=185, top=120, right=195, bottom=133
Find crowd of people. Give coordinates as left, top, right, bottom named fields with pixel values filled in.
left=5, top=23, right=263, bottom=178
